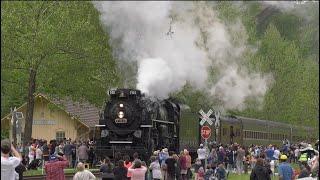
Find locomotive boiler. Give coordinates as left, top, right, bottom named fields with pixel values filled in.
left=95, top=88, right=180, bottom=159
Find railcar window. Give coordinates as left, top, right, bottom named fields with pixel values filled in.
left=236, top=129, right=240, bottom=136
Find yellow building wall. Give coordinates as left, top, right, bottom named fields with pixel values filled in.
left=1, top=96, right=89, bottom=143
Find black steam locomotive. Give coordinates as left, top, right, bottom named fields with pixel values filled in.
left=95, top=88, right=180, bottom=159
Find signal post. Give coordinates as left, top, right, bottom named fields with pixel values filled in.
left=199, top=109, right=214, bottom=172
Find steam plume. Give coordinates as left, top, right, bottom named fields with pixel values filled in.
left=93, top=1, right=272, bottom=110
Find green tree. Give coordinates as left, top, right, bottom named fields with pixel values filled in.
left=1, top=1, right=120, bottom=143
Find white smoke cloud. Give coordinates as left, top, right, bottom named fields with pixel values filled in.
left=93, top=1, right=272, bottom=110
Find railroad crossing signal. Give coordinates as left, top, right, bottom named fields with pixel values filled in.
left=199, top=109, right=214, bottom=126
left=201, top=126, right=211, bottom=139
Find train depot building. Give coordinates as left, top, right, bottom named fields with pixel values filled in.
left=1, top=93, right=100, bottom=144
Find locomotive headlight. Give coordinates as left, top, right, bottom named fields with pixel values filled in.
left=133, top=130, right=142, bottom=138
left=118, top=111, right=124, bottom=118
left=119, top=104, right=124, bottom=108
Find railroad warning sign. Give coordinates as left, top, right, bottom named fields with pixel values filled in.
left=201, top=126, right=211, bottom=139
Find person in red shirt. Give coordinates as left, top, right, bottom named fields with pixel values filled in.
left=179, top=151, right=188, bottom=180
left=123, top=155, right=132, bottom=179
left=44, top=154, right=69, bottom=180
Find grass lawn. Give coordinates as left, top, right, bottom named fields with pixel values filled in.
left=228, top=173, right=279, bottom=180
left=23, top=168, right=99, bottom=176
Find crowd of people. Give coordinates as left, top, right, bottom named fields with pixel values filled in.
left=1, top=137, right=319, bottom=180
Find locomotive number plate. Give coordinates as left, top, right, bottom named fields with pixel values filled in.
left=115, top=118, right=127, bottom=123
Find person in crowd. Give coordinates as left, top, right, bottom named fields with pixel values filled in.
left=44, top=154, right=69, bottom=180
left=42, top=140, right=50, bottom=162
left=197, top=167, right=205, bottom=180
left=298, top=161, right=311, bottom=179
left=236, top=146, right=245, bottom=174
left=226, top=146, right=234, bottom=174
left=28, top=140, right=36, bottom=165
left=278, top=155, right=294, bottom=180
left=171, top=154, right=181, bottom=180
left=49, top=140, right=56, bottom=156
left=71, top=141, right=77, bottom=168
left=63, top=140, right=74, bottom=168
left=73, top=162, right=96, bottom=180
left=132, top=152, right=141, bottom=165
left=123, top=155, right=132, bottom=179
left=128, top=159, right=147, bottom=180
left=141, top=161, right=149, bottom=180
left=165, top=151, right=177, bottom=180
left=159, top=148, right=169, bottom=166
left=15, top=163, right=26, bottom=180
left=216, top=162, right=227, bottom=180
left=114, top=152, right=122, bottom=164
left=100, top=157, right=115, bottom=180
left=194, top=158, right=202, bottom=180
left=250, top=158, right=271, bottom=180
left=88, top=146, right=95, bottom=168
left=197, top=144, right=207, bottom=168
left=310, top=155, right=319, bottom=177
left=217, top=146, right=226, bottom=164
left=113, top=160, right=128, bottom=180
left=244, top=153, right=251, bottom=174
left=265, top=145, right=274, bottom=161
left=55, top=141, right=64, bottom=155
left=204, top=164, right=214, bottom=180
left=179, top=151, right=188, bottom=180
left=149, top=156, right=162, bottom=180
left=1, top=139, right=22, bottom=180
left=35, top=145, right=43, bottom=162
left=294, top=147, right=300, bottom=163
left=209, top=146, right=218, bottom=168
left=184, top=149, right=193, bottom=179
left=78, top=142, right=88, bottom=163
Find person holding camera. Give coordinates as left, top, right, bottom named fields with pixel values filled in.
left=1, top=139, right=22, bottom=180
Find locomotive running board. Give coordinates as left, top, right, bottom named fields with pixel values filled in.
left=140, top=125, right=152, bottom=127
left=152, top=119, right=175, bottom=124
left=109, top=141, right=133, bottom=144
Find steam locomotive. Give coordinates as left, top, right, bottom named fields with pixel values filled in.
left=95, top=88, right=318, bottom=160
left=95, top=88, right=180, bottom=159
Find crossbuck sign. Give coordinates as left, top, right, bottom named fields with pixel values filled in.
left=199, top=109, right=214, bottom=126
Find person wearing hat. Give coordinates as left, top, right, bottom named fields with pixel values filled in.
left=197, top=144, right=207, bottom=169
left=277, top=155, right=294, bottom=180
left=44, top=154, right=69, bottom=180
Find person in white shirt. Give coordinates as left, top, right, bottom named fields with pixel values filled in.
left=73, top=162, right=96, bottom=180
left=273, top=147, right=280, bottom=160
left=149, top=156, right=162, bottom=180
left=35, top=146, right=43, bottom=160
left=1, top=139, right=22, bottom=180
left=294, top=148, right=300, bottom=163
left=197, top=144, right=208, bottom=168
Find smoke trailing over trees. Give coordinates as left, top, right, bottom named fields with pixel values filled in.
left=93, top=1, right=272, bottom=111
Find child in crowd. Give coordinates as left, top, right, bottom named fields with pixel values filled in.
left=204, top=164, right=214, bottom=180
left=216, top=163, right=226, bottom=180
left=197, top=167, right=205, bottom=180
left=194, top=158, right=202, bottom=180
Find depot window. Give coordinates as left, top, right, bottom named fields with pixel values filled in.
left=56, top=131, right=65, bottom=142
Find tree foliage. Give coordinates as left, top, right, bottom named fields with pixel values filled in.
left=1, top=1, right=121, bottom=142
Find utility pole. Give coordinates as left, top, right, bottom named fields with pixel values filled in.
left=11, top=107, right=17, bottom=147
